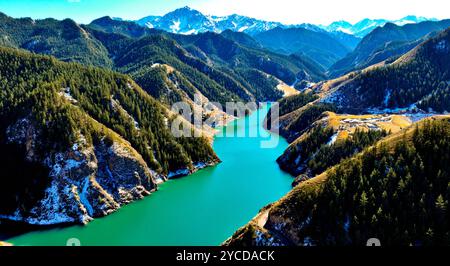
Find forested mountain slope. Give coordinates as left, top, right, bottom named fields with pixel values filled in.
left=0, top=47, right=217, bottom=225
left=88, top=16, right=327, bottom=98
left=0, top=12, right=112, bottom=67
left=88, top=17, right=327, bottom=108
left=0, top=13, right=327, bottom=109
left=0, top=12, right=330, bottom=131
left=329, top=20, right=450, bottom=77
left=267, top=28, right=450, bottom=190
left=254, top=27, right=351, bottom=69
left=170, top=31, right=327, bottom=84
left=227, top=27, right=450, bottom=247
left=226, top=117, right=450, bottom=246
left=276, top=112, right=411, bottom=182
left=319, top=27, right=450, bottom=113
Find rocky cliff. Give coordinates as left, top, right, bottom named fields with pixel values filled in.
left=0, top=116, right=161, bottom=225
left=0, top=47, right=219, bottom=226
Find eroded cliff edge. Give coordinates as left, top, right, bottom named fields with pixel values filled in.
left=0, top=47, right=219, bottom=226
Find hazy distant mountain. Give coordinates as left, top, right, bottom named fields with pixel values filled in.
left=328, top=19, right=450, bottom=77
left=327, top=30, right=361, bottom=50
left=254, top=27, right=352, bottom=69
left=322, top=16, right=438, bottom=37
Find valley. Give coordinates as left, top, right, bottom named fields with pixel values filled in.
left=0, top=3, right=449, bottom=247
left=4, top=105, right=293, bottom=246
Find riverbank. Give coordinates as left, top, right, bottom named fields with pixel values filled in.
left=4, top=105, right=293, bottom=246
left=0, top=241, right=12, bottom=246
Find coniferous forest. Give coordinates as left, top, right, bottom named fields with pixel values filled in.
left=269, top=119, right=450, bottom=245
left=0, top=4, right=450, bottom=248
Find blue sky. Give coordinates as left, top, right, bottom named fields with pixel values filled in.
left=0, top=0, right=197, bottom=23
left=0, top=0, right=448, bottom=25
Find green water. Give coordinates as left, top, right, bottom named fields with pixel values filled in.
left=6, top=105, right=292, bottom=246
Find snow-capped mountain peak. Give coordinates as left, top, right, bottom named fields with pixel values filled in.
left=136, top=6, right=284, bottom=35
left=322, top=16, right=438, bottom=37
left=135, top=7, right=438, bottom=37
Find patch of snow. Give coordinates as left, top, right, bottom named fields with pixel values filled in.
left=383, top=89, right=391, bottom=107
left=404, top=113, right=437, bottom=122
left=111, top=97, right=140, bottom=130
left=435, top=40, right=447, bottom=51
left=272, top=222, right=286, bottom=232
left=78, top=177, right=94, bottom=217
left=65, top=159, right=84, bottom=171
left=194, top=162, right=207, bottom=169
left=182, top=29, right=198, bottom=35
left=170, top=20, right=181, bottom=32
left=296, top=165, right=305, bottom=172
left=294, top=155, right=302, bottom=165
left=27, top=181, right=77, bottom=225
left=238, top=26, right=249, bottom=32
left=49, top=152, right=85, bottom=177
left=298, top=215, right=312, bottom=231
left=127, top=83, right=134, bottom=90
left=303, top=236, right=315, bottom=246
left=168, top=168, right=190, bottom=179
left=72, top=143, right=79, bottom=151
left=0, top=209, right=23, bottom=222
left=290, top=78, right=300, bottom=88
left=255, top=230, right=282, bottom=246
left=320, top=88, right=346, bottom=106
left=59, top=87, right=78, bottom=104
left=327, top=133, right=338, bottom=146
left=25, top=39, right=40, bottom=49
left=336, top=27, right=353, bottom=34
left=6, top=117, right=33, bottom=144
left=367, top=103, right=420, bottom=114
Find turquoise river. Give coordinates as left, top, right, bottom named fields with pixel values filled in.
left=6, top=105, right=293, bottom=246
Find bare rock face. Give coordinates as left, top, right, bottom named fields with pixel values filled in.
left=5, top=117, right=39, bottom=161
left=0, top=118, right=158, bottom=225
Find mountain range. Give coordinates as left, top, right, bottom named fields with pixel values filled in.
left=0, top=5, right=450, bottom=246
left=253, top=27, right=354, bottom=69
left=225, top=28, right=450, bottom=247
left=135, top=6, right=321, bottom=35
left=109, top=7, right=445, bottom=74
left=321, top=16, right=437, bottom=37
left=328, top=19, right=450, bottom=77
left=0, top=11, right=325, bottom=225
left=131, top=6, right=437, bottom=38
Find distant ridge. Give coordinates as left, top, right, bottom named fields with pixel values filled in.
left=123, top=7, right=438, bottom=37
left=321, top=15, right=438, bottom=37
